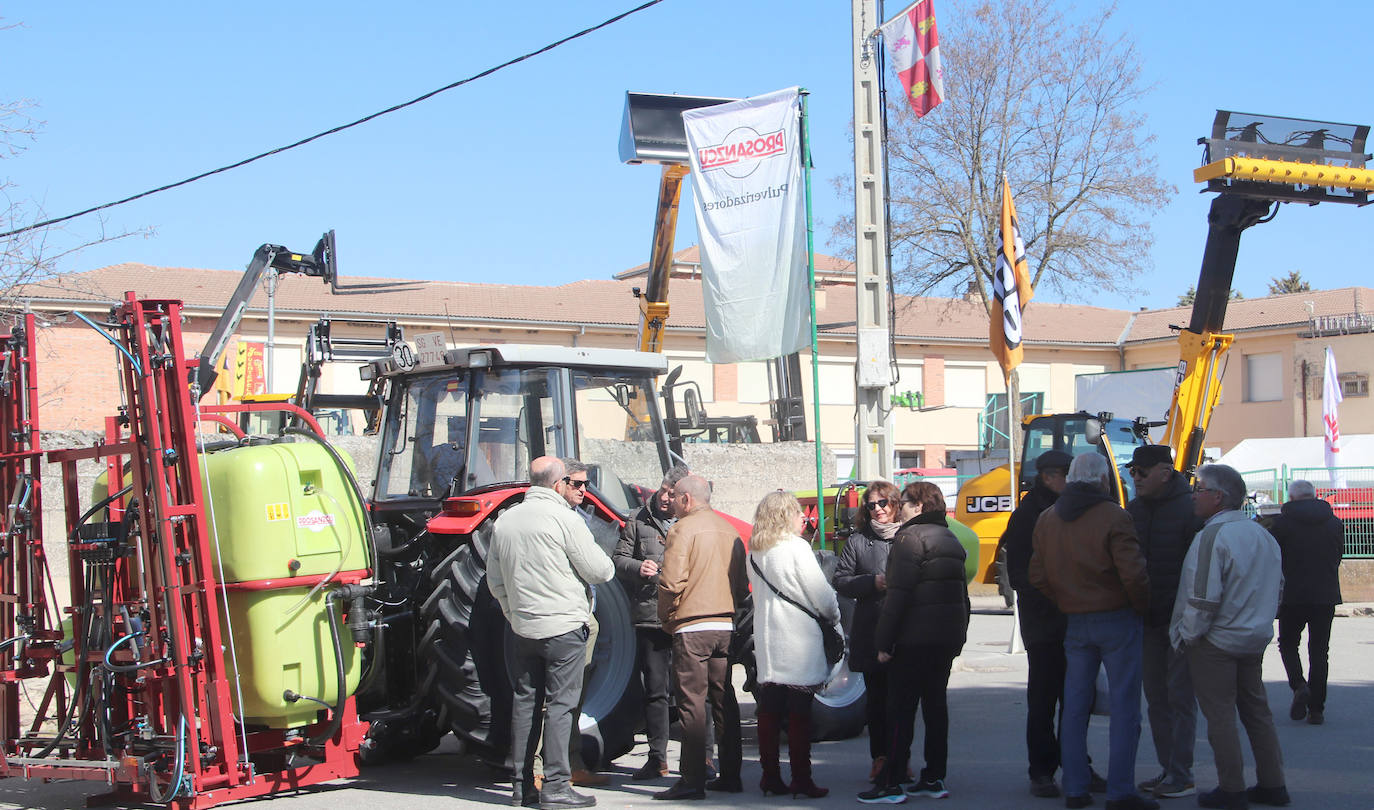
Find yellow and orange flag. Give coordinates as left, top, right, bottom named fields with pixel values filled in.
left=990, top=176, right=1033, bottom=376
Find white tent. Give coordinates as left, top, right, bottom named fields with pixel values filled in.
left=1217, top=434, right=1374, bottom=481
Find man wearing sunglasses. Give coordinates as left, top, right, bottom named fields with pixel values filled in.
left=1125, top=445, right=1203, bottom=800
left=547, top=458, right=609, bottom=788
left=1171, top=464, right=1287, bottom=810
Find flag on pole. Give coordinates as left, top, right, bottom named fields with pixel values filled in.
left=990, top=176, right=1033, bottom=376
left=682, top=87, right=811, bottom=363
left=1323, top=346, right=1346, bottom=487
left=878, top=0, right=946, bottom=118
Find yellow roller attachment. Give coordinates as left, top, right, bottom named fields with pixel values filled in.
left=1195, top=157, right=1374, bottom=192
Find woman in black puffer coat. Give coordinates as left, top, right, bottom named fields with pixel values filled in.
left=834, top=479, right=902, bottom=782
left=858, top=481, right=970, bottom=804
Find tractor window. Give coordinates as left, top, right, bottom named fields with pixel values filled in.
left=376, top=374, right=469, bottom=500
left=464, top=368, right=562, bottom=490
left=573, top=370, right=669, bottom=514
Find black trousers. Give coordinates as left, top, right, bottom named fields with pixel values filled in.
left=861, top=664, right=890, bottom=761
left=1277, top=603, right=1336, bottom=712
left=879, top=643, right=959, bottom=788
left=635, top=628, right=673, bottom=763
left=1025, top=640, right=1067, bottom=779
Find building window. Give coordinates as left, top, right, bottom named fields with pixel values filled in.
left=1243, top=353, right=1283, bottom=402
left=896, top=451, right=924, bottom=469
left=945, top=366, right=987, bottom=408
left=1342, top=372, right=1369, bottom=398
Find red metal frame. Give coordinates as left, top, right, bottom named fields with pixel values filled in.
left=1, top=296, right=365, bottom=808
left=201, top=402, right=325, bottom=438
left=0, top=315, right=57, bottom=760
left=427, top=485, right=628, bottom=536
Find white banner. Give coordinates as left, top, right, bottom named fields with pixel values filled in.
left=683, top=87, right=811, bottom=363
left=1323, top=346, right=1346, bottom=487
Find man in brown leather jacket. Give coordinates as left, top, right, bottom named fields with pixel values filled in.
left=1030, top=453, right=1156, bottom=810
left=655, top=474, right=748, bottom=800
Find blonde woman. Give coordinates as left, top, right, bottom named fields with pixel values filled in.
left=748, top=491, right=843, bottom=799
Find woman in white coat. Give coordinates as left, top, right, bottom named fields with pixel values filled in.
left=747, top=491, right=843, bottom=799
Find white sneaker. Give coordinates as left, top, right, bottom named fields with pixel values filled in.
left=1154, top=780, right=1196, bottom=799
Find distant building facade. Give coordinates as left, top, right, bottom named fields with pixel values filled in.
left=12, top=250, right=1374, bottom=476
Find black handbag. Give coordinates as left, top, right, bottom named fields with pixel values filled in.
left=749, top=557, right=845, bottom=668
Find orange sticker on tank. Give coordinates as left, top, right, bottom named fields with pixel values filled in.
left=265, top=503, right=291, bottom=522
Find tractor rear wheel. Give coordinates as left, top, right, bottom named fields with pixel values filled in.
left=419, top=511, right=642, bottom=767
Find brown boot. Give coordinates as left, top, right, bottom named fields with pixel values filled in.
left=756, top=708, right=788, bottom=795
left=570, top=769, right=609, bottom=787
left=787, top=710, right=828, bottom=799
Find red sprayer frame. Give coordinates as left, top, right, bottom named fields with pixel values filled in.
left=0, top=295, right=365, bottom=808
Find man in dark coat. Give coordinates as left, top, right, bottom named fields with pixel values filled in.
left=1001, top=449, right=1074, bottom=798
left=1268, top=479, right=1344, bottom=726
left=612, top=464, right=690, bottom=780
left=1126, top=445, right=1202, bottom=799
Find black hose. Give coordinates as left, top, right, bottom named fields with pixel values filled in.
left=307, top=590, right=349, bottom=746
left=67, top=484, right=134, bottom=542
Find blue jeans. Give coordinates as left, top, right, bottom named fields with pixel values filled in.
left=1063, top=609, right=1143, bottom=801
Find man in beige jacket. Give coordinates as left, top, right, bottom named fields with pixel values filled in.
left=654, top=475, right=748, bottom=800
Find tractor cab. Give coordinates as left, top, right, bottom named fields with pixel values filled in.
left=366, top=344, right=674, bottom=514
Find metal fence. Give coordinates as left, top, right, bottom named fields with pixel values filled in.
left=1237, top=465, right=1374, bottom=558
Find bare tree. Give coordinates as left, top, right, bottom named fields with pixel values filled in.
left=1267, top=270, right=1311, bottom=295
left=2, top=26, right=147, bottom=321
left=833, top=0, right=1173, bottom=310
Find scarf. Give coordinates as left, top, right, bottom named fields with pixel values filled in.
left=871, top=519, right=900, bottom=540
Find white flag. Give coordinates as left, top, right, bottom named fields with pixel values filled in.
left=1322, top=346, right=1346, bottom=488
left=683, top=87, right=811, bottom=363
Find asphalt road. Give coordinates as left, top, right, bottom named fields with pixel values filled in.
left=3, top=599, right=1370, bottom=810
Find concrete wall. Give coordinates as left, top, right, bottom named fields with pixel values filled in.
left=1340, top=560, right=1374, bottom=603
left=34, top=432, right=835, bottom=610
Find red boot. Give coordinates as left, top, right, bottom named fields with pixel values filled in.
left=756, top=708, right=789, bottom=796
left=787, top=709, right=828, bottom=799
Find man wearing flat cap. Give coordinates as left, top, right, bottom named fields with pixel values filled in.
left=1001, top=449, right=1083, bottom=798
left=1126, top=445, right=1203, bottom=800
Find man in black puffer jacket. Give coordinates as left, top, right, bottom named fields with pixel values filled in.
left=1001, top=450, right=1077, bottom=798
left=1126, top=445, right=1203, bottom=800
left=1267, top=479, right=1344, bottom=726
left=612, top=464, right=690, bottom=780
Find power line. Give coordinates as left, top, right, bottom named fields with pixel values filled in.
left=0, top=0, right=665, bottom=241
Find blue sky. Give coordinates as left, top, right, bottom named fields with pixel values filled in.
left=2, top=0, right=1368, bottom=312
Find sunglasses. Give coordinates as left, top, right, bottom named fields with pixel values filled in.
left=864, top=499, right=890, bottom=511
left=562, top=477, right=589, bottom=490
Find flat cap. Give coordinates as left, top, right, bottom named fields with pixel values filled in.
left=1034, top=450, right=1073, bottom=472
left=1126, top=444, right=1173, bottom=469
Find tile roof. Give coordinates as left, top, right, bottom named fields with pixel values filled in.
left=1124, top=287, right=1372, bottom=342
left=616, top=246, right=856, bottom=279
left=17, top=260, right=1370, bottom=348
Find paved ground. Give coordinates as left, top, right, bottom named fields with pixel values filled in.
left=2, top=599, right=1370, bottom=809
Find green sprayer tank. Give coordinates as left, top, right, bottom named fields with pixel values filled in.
left=199, top=441, right=368, bottom=729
